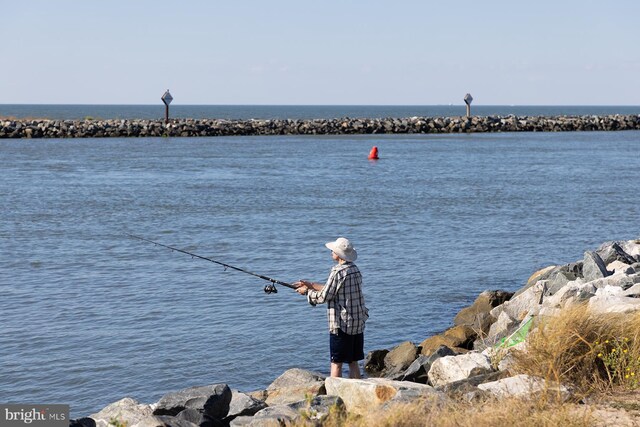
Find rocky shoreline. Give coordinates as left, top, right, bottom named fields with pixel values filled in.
left=2, top=114, right=640, bottom=138
left=70, top=238, right=640, bottom=427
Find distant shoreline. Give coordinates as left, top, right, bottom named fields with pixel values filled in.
left=1, top=114, right=639, bottom=138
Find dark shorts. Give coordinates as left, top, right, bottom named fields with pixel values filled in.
left=329, top=329, right=364, bottom=363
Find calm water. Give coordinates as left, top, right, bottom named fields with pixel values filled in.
left=1, top=104, right=639, bottom=121
left=1, top=129, right=640, bottom=417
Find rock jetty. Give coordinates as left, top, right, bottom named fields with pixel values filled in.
left=72, top=238, right=640, bottom=426
left=2, top=114, right=640, bottom=139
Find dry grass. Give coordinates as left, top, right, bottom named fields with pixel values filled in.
left=510, top=304, right=640, bottom=395
left=294, top=396, right=594, bottom=427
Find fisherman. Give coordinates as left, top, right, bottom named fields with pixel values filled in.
left=294, top=237, right=369, bottom=378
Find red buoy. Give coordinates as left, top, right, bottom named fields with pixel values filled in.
left=368, top=146, right=379, bottom=160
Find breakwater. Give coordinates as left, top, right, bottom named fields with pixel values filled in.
left=2, top=114, right=639, bottom=138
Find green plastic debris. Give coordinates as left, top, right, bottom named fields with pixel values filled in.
left=498, top=315, right=534, bottom=349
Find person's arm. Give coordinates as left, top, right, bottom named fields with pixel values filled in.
left=306, top=270, right=340, bottom=306
left=294, top=280, right=323, bottom=293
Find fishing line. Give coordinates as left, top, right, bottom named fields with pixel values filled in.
left=127, top=234, right=295, bottom=294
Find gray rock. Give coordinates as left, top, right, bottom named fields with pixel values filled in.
left=623, top=283, right=640, bottom=298
left=288, top=395, right=345, bottom=422
left=225, top=390, right=267, bottom=420
left=230, top=405, right=299, bottom=427
left=583, top=251, right=609, bottom=282
left=401, top=345, right=456, bottom=383
left=543, top=282, right=597, bottom=309
left=490, top=281, right=546, bottom=322
left=588, top=273, right=640, bottom=291
left=607, top=260, right=635, bottom=275
left=453, top=290, right=513, bottom=333
left=154, top=384, right=232, bottom=420
left=486, top=311, right=518, bottom=345
left=512, top=265, right=557, bottom=298
left=543, top=265, right=582, bottom=296
left=427, top=352, right=494, bottom=387
left=383, top=341, right=419, bottom=378
left=620, top=240, right=640, bottom=260
left=436, top=370, right=510, bottom=395
left=478, top=374, right=571, bottom=401
left=90, top=397, right=153, bottom=427
left=597, top=241, right=637, bottom=265
left=265, top=368, right=325, bottom=406
left=364, top=349, right=389, bottom=375
left=175, top=408, right=221, bottom=427
left=324, top=377, right=440, bottom=415
left=588, top=293, right=640, bottom=314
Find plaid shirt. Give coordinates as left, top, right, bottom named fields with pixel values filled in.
left=307, top=262, right=368, bottom=335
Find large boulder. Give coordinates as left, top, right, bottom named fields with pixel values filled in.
left=90, top=398, right=154, bottom=427
left=597, top=241, right=638, bottom=265
left=229, top=405, right=299, bottom=427
left=420, top=334, right=467, bottom=356
left=435, top=370, right=510, bottom=395
left=175, top=408, right=220, bottom=427
left=623, top=283, right=640, bottom=297
left=383, top=341, right=419, bottom=378
left=543, top=265, right=583, bottom=296
left=401, top=346, right=457, bottom=383
left=511, top=266, right=554, bottom=298
left=225, top=390, right=267, bottom=421
left=542, top=282, right=597, bottom=310
left=588, top=292, right=640, bottom=315
left=364, top=349, right=389, bottom=376
left=324, top=377, right=440, bottom=414
left=265, top=368, right=325, bottom=405
left=607, top=260, right=635, bottom=275
left=587, top=273, right=640, bottom=290
left=490, top=281, right=546, bottom=322
left=513, top=264, right=581, bottom=298
left=427, top=352, right=493, bottom=387
left=443, top=325, right=478, bottom=349
left=583, top=251, right=610, bottom=282
left=620, top=240, right=640, bottom=260
left=485, top=311, right=518, bottom=345
left=153, top=384, right=232, bottom=420
left=453, top=290, right=513, bottom=333
left=524, top=266, right=557, bottom=290
left=230, top=395, right=343, bottom=427
left=478, top=374, right=571, bottom=401
left=419, top=325, right=477, bottom=356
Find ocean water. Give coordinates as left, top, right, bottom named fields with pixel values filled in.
left=1, top=123, right=640, bottom=417
left=1, top=104, right=639, bottom=121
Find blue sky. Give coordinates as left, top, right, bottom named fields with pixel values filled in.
left=2, top=0, right=638, bottom=105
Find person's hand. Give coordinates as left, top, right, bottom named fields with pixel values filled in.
left=294, top=280, right=310, bottom=295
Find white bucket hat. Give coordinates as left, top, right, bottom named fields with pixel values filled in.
left=325, top=237, right=357, bottom=262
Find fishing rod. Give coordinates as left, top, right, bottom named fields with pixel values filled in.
left=127, top=234, right=295, bottom=294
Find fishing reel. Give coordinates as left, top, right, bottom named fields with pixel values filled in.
left=264, top=284, right=278, bottom=294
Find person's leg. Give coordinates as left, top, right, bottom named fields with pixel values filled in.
left=331, top=362, right=343, bottom=377
left=348, top=361, right=361, bottom=379
left=330, top=332, right=344, bottom=377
